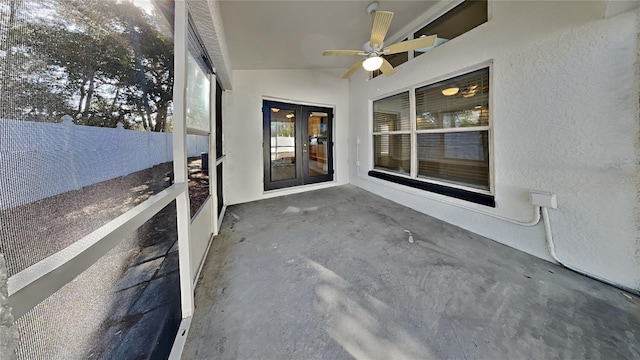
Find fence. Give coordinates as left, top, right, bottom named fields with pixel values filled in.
left=0, top=118, right=208, bottom=210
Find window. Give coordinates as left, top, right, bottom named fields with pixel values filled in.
left=372, top=67, right=491, bottom=203
left=373, top=92, right=411, bottom=174
left=414, top=0, right=488, bottom=58
left=369, top=0, right=487, bottom=78
left=185, top=51, right=211, bottom=217
left=373, top=38, right=408, bottom=78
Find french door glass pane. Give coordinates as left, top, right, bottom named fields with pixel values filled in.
left=270, top=109, right=296, bottom=181
left=373, top=134, right=411, bottom=174
left=417, top=131, right=489, bottom=190
left=308, top=112, right=329, bottom=176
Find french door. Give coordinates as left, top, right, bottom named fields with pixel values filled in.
left=263, top=100, right=334, bottom=190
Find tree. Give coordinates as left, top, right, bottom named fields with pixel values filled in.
left=0, top=0, right=174, bottom=131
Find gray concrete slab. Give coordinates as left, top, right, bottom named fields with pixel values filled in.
left=182, top=185, right=640, bottom=360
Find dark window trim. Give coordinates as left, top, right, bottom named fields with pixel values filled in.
left=187, top=14, right=214, bottom=74
left=368, top=170, right=495, bottom=207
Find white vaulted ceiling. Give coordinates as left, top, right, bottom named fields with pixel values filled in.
left=218, top=1, right=440, bottom=70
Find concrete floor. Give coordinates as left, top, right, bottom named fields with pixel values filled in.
left=182, top=185, right=640, bottom=359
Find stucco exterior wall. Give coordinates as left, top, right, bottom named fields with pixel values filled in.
left=348, top=2, right=640, bottom=290
left=224, top=69, right=349, bottom=205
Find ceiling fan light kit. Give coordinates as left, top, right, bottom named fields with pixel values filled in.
left=322, top=3, right=438, bottom=79
left=442, top=87, right=460, bottom=96
left=363, top=56, right=384, bottom=71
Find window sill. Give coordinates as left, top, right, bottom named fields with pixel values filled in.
left=368, top=170, right=495, bottom=207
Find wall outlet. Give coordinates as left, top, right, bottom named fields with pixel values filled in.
left=530, top=191, right=558, bottom=209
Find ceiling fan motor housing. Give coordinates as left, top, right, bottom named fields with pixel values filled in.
left=363, top=41, right=383, bottom=54
left=367, top=1, right=379, bottom=15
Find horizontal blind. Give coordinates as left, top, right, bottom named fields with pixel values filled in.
left=417, top=131, right=489, bottom=190
left=373, top=91, right=410, bottom=132
left=416, top=67, right=489, bottom=130
left=374, top=134, right=411, bottom=175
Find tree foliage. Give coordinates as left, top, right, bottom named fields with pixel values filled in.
left=0, top=0, right=174, bottom=131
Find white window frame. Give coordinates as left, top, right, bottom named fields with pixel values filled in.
left=371, top=93, right=412, bottom=175
left=371, top=62, right=494, bottom=196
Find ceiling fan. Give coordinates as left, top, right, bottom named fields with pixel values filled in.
left=323, top=2, right=437, bottom=79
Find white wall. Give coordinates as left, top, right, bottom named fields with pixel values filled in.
left=348, top=3, right=640, bottom=290
left=0, top=118, right=208, bottom=209
left=224, top=69, right=349, bottom=205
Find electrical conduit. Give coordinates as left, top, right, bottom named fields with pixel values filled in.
left=357, top=138, right=637, bottom=294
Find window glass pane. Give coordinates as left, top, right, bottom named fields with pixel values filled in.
left=217, top=163, right=223, bottom=217
left=374, top=134, right=411, bottom=175
left=187, top=134, right=210, bottom=216
left=215, top=80, right=223, bottom=158
left=417, top=131, right=489, bottom=190
left=15, top=201, right=180, bottom=359
left=373, top=39, right=408, bottom=78
left=0, top=0, right=175, bottom=277
left=186, top=52, right=210, bottom=131
left=373, top=91, right=410, bottom=132
left=416, top=67, right=489, bottom=130
left=414, top=0, right=487, bottom=57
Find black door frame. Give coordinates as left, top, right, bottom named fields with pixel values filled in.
left=263, top=100, right=334, bottom=191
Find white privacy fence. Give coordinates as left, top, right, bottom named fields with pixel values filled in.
left=0, top=118, right=208, bottom=210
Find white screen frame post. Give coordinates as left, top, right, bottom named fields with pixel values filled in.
left=210, top=73, right=219, bottom=237
left=173, top=0, right=195, bottom=319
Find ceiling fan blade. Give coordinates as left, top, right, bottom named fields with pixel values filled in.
left=384, top=35, right=437, bottom=55
left=342, top=59, right=365, bottom=79
left=379, top=57, right=396, bottom=77
left=370, top=11, right=393, bottom=48
left=323, top=50, right=365, bottom=56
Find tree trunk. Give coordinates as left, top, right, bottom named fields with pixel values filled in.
left=0, top=0, right=20, bottom=119
left=77, top=79, right=86, bottom=116
left=154, top=103, right=167, bottom=132
left=83, top=73, right=95, bottom=114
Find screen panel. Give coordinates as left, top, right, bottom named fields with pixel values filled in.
left=14, top=201, right=180, bottom=360
left=0, top=0, right=176, bottom=277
